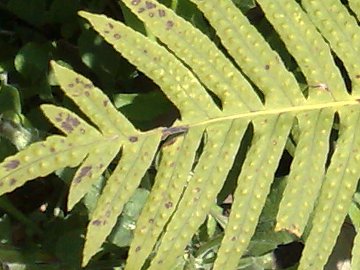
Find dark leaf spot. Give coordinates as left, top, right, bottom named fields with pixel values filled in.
left=169, top=162, right=176, bottom=167
left=129, top=136, right=138, bottom=142
left=80, top=128, right=85, bottom=134
left=84, top=83, right=93, bottom=89
left=55, top=116, right=62, bottom=122
left=84, top=91, right=90, bottom=97
left=194, top=187, right=201, bottom=193
left=356, top=75, right=360, bottom=79
left=103, top=100, right=109, bottom=107
left=273, top=140, right=277, bottom=145
left=145, top=1, right=156, bottom=9
left=92, top=219, right=102, bottom=226
left=148, top=218, right=154, bottom=223
left=158, top=260, right=163, bottom=264
left=164, top=201, right=173, bottom=209
left=265, top=64, right=270, bottom=70
left=50, top=147, right=56, bottom=152
left=108, top=23, right=114, bottom=29
left=166, top=20, right=174, bottom=30
left=74, top=166, right=92, bottom=183
left=149, top=12, right=154, bottom=17
left=9, top=178, right=17, bottom=186
left=162, top=137, right=177, bottom=147
left=61, top=115, right=80, bottom=133
left=158, top=9, right=166, bottom=17
left=4, top=160, right=20, bottom=171
left=99, top=163, right=104, bottom=169
left=0, top=181, right=3, bottom=187
left=75, top=77, right=81, bottom=84
left=138, top=7, right=146, bottom=13
left=135, top=246, right=141, bottom=252
left=231, top=236, right=237, bottom=241
left=131, top=0, right=141, bottom=5
left=357, top=99, right=360, bottom=103
left=68, top=83, right=75, bottom=88
left=105, top=210, right=111, bottom=217
left=113, top=33, right=121, bottom=39
left=104, top=30, right=110, bottom=34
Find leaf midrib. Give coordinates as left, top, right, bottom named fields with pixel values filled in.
left=172, top=97, right=360, bottom=130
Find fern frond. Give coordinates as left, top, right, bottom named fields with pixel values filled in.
left=349, top=202, right=360, bottom=268
left=148, top=120, right=248, bottom=269
left=213, top=115, right=292, bottom=269
left=349, top=0, right=360, bottom=18
left=298, top=107, right=360, bottom=269
left=0, top=135, right=86, bottom=194
left=78, top=11, right=221, bottom=122
left=1, top=0, right=360, bottom=269
left=125, top=127, right=204, bottom=270
left=120, top=0, right=263, bottom=112
left=83, top=133, right=161, bottom=266
left=301, top=0, right=360, bottom=93
left=189, top=0, right=304, bottom=106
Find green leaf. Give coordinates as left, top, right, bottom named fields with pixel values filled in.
left=109, top=188, right=150, bottom=247
left=0, top=84, right=21, bottom=115
left=14, top=42, right=50, bottom=81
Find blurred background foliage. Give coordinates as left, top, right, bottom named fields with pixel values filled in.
left=0, top=0, right=312, bottom=269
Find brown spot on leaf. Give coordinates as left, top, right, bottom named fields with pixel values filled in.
left=4, top=160, right=20, bottom=171
left=164, top=201, right=173, bottom=209
left=166, top=20, right=174, bottom=30
left=265, top=64, right=270, bottom=70
left=84, top=83, right=93, bottom=89
left=84, top=91, right=90, bottom=97
left=138, top=7, right=146, bottom=13
left=158, top=260, right=163, bottom=265
left=135, top=246, right=141, bottom=252
left=158, top=9, right=166, bottom=17
left=231, top=236, right=237, bottom=241
left=74, top=166, right=92, bottom=183
left=145, top=1, right=156, bottom=9
left=113, top=33, right=121, bottom=39
left=68, top=83, right=74, bottom=88
left=194, top=187, right=201, bottom=193
left=108, top=23, right=114, bottom=29
left=149, top=12, right=154, bottom=17
left=103, top=100, right=109, bottom=107
left=92, top=219, right=102, bottom=226
left=61, top=114, right=80, bottom=133
left=148, top=218, right=154, bottom=223
left=272, top=140, right=277, bottom=145
left=105, top=210, right=111, bottom=217
left=50, top=147, right=56, bottom=153
left=131, top=0, right=141, bottom=5
left=75, top=77, right=81, bottom=84
left=9, top=178, right=17, bottom=186
left=104, top=30, right=110, bottom=34
left=55, top=112, right=63, bottom=122
left=80, top=128, right=85, bottom=134
left=356, top=75, right=360, bottom=79
left=129, top=136, right=138, bottom=142
left=0, top=181, right=3, bottom=187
